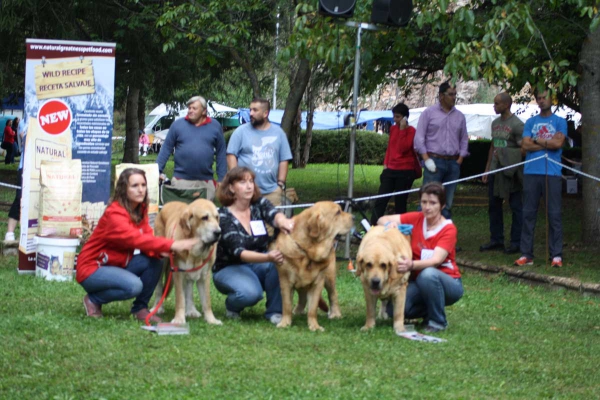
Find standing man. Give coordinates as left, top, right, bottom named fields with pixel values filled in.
left=414, top=81, right=469, bottom=219
left=156, top=96, right=227, bottom=201
left=480, top=93, right=524, bottom=254
left=227, top=98, right=292, bottom=206
left=515, top=89, right=566, bottom=268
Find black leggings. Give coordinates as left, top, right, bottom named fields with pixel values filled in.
left=8, top=169, right=22, bottom=220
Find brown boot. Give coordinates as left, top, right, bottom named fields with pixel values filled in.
left=83, top=295, right=103, bottom=318
left=133, top=308, right=162, bottom=323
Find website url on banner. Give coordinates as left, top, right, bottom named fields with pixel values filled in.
left=30, top=44, right=113, bottom=54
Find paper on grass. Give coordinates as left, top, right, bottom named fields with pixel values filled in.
left=140, top=323, right=190, bottom=335
left=397, top=331, right=447, bottom=343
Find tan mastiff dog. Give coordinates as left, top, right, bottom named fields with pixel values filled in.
left=273, top=201, right=354, bottom=331
left=355, top=225, right=412, bottom=335
left=152, top=199, right=222, bottom=325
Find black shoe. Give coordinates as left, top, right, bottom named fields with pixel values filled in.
left=504, top=245, right=520, bottom=254
left=479, top=242, right=504, bottom=252
left=455, top=246, right=462, bottom=253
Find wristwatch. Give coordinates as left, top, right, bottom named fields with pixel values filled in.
left=277, top=180, right=286, bottom=191
left=533, top=137, right=539, bottom=144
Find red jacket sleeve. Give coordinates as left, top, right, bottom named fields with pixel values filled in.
left=103, top=206, right=173, bottom=257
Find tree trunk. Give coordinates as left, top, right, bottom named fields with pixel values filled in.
left=123, top=86, right=140, bottom=164
left=281, top=58, right=311, bottom=138
left=229, top=48, right=261, bottom=98
left=291, top=107, right=302, bottom=167
left=137, top=92, right=146, bottom=132
left=578, top=27, right=600, bottom=244
left=300, top=83, right=315, bottom=168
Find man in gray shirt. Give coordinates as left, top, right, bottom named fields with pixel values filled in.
left=227, top=98, right=292, bottom=206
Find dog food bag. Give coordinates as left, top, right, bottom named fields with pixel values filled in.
left=38, top=159, right=83, bottom=237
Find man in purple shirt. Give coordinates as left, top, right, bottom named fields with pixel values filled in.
left=414, top=81, right=469, bottom=219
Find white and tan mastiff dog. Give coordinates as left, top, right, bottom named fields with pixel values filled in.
left=355, top=225, right=412, bottom=335
left=152, top=199, right=222, bottom=325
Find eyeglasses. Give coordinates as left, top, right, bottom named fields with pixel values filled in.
left=444, top=92, right=457, bottom=97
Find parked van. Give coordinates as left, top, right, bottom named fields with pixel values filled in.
left=143, top=101, right=239, bottom=135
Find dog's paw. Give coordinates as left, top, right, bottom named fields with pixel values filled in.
left=394, top=327, right=407, bottom=335
left=309, top=324, right=325, bottom=332
left=328, top=309, right=342, bottom=319
left=276, top=319, right=292, bottom=329
left=185, top=309, right=202, bottom=319
left=206, top=317, right=223, bottom=326
left=360, top=324, right=375, bottom=332
left=171, top=315, right=186, bottom=325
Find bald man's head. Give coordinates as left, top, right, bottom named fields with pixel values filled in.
left=493, top=93, right=513, bottom=116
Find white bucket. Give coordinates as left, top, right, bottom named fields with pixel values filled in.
left=35, top=236, right=80, bottom=282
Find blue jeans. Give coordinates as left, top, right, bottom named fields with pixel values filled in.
left=387, top=268, right=463, bottom=329
left=422, top=157, right=461, bottom=219
left=213, top=262, right=282, bottom=319
left=80, top=254, right=163, bottom=313
left=520, top=175, right=563, bottom=259
left=488, top=178, right=523, bottom=248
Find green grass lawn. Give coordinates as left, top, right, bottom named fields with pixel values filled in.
left=1, top=155, right=600, bottom=398
left=0, top=255, right=598, bottom=399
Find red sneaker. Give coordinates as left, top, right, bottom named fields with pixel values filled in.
left=133, top=308, right=162, bottom=323
left=551, top=257, right=563, bottom=268
left=514, top=256, right=533, bottom=267
left=83, top=295, right=103, bottom=318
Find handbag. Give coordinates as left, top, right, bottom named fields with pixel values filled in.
left=1, top=141, right=9, bottom=151
left=413, top=150, right=423, bottom=179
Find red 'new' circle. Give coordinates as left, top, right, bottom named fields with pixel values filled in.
left=38, top=100, right=72, bottom=135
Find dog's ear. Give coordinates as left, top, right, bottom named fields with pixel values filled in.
left=355, top=256, right=363, bottom=277
left=307, top=211, right=324, bottom=238
left=179, top=209, right=193, bottom=236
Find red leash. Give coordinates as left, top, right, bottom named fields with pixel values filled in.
left=144, top=247, right=215, bottom=326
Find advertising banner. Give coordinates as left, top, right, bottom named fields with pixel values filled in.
left=19, top=39, right=116, bottom=273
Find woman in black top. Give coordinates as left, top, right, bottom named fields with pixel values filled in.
left=213, top=166, right=294, bottom=324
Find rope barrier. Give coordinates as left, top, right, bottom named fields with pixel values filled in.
left=1, top=154, right=596, bottom=211
left=0, top=181, right=21, bottom=190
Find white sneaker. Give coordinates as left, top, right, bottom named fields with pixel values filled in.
left=269, top=313, right=282, bottom=325
left=4, top=232, right=15, bottom=241
left=226, top=310, right=240, bottom=320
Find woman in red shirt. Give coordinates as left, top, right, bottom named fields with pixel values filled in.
left=77, top=168, right=199, bottom=321
left=370, top=103, right=418, bottom=225
left=3, top=119, right=16, bottom=165
left=378, top=182, right=463, bottom=333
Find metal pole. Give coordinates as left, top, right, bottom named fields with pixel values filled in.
left=273, top=12, right=280, bottom=109
left=344, top=25, right=363, bottom=258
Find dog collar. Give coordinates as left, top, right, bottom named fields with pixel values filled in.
left=170, top=247, right=215, bottom=273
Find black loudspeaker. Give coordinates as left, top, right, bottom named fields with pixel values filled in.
left=318, top=0, right=356, bottom=18
left=371, top=0, right=413, bottom=27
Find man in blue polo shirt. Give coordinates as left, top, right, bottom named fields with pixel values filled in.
left=514, top=89, right=567, bottom=268
left=157, top=96, right=227, bottom=201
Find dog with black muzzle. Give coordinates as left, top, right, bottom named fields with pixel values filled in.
left=355, top=225, right=412, bottom=335
left=151, top=198, right=222, bottom=325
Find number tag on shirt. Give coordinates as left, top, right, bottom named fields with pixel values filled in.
left=250, top=220, right=267, bottom=236
left=421, top=249, right=434, bottom=260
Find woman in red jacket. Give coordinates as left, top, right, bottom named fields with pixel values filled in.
left=77, top=168, right=199, bottom=321
left=370, top=103, right=418, bottom=225
left=3, top=119, right=15, bottom=165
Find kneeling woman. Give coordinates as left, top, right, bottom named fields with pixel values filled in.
left=378, top=182, right=463, bottom=333
left=213, top=166, right=294, bottom=324
left=76, top=168, right=199, bottom=321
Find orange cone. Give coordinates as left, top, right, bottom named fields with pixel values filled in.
left=347, top=259, right=355, bottom=271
